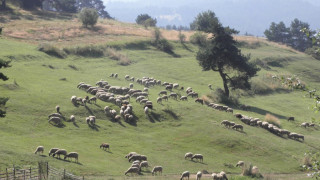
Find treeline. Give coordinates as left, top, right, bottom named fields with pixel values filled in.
left=1, top=0, right=112, bottom=19
left=264, top=18, right=314, bottom=52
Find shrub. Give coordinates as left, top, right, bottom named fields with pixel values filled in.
left=79, top=8, right=98, bottom=28
left=178, top=31, right=186, bottom=44
left=265, top=113, right=281, bottom=128
left=106, top=48, right=131, bottom=66
left=64, top=45, right=104, bottom=57
left=305, top=47, right=320, bottom=60
left=190, top=31, right=207, bottom=46
left=209, top=88, right=239, bottom=105
left=156, top=39, right=174, bottom=53
left=38, top=43, right=66, bottom=58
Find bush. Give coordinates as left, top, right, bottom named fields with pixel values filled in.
left=190, top=31, right=207, bottom=46
left=106, top=48, right=131, bottom=66
left=156, top=39, right=174, bottom=54
left=136, top=14, right=157, bottom=27
left=265, top=113, right=281, bottom=128
left=79, top=8, right=98, bottom=28
left=305, top=47, right=320, bottom=60
left=178, top=31, right=186, bottom=43
left=64, top=45, right=104, bottom=57
left=38, top=43, right=66, bottom=58
left=209, top=88, right=239, bottom=105
left=241, top=163, right=263, bottom=178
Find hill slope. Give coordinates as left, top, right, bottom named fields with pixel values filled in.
left=0, top=9, right=320, bottom=180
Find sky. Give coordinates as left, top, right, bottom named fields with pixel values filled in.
left=101, top=0, right=320, bottom=36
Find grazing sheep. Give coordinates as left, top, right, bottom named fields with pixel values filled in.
left=89, top=97, right=97, bottom=104
left=86, top=117, right=90, bottom=124
left=114, top=73, right=118, bottom=78
left=114, top=115, right=121, bottom=121
left=180, top=96, right=188, bottom=101
left=301, top=122, right=309, bottom=128
left=49, top=148, right=59, bottom=156
left=196, top=171, right=202, bottom=180
left=132, top=160, right=141, bottom=165
left=82, top=98, right=87, bottom=106
left=195, top=98, right=203, bottom=105
left=124, top=167, right=139, bottom=176
left=125, top=152, right=137, bottom=159
left=159, top=90, right=167, bottom=96
left=70, top=115, right=75, bottom=122
left=129, top=155, right=142, bottom=162
left=48, top=117, right=61, bottom=124
left=152, top=166, right=163, bottom=175
left=144, top=106, right=149, bottom=115
left=157, top=97, right=162, bottom=104
left=173, top=83, right=179, bottom=89
left=251, top=166, right=259, bottom=175
left=226, top=108, right=233, bottom=113
left=180, top=171, right=190, bottom=180
left=110, top=73, right=114, bottom=77
left=53, top=149, right=67, bottom=159
left=185, top=152, right=193, bottom=160
left=169, top=93, right=178, bottom=100
left=234, top=113, right=243, bottom=119
left=34, top=146, right=44, bottom=154
left=212, top=173, right=218, bottom=180
left=162, top=95, right=168, bottom=101
left=208, top=84, right=212, bottom=89
left=141, top=155, right=147, bottom=161
left=236, top=161, right=245, bottom=167
left=56, top=105, right=60, bottom=113
left=100, top=143, right=110, bottom=151
left=64, top=152, right=79, bottom=163
left=288, top=117, right=294, bottom=121
left=139, top=161, right=149, bottom=170
left=129, top=83, right=134, bottom=89
left=125, top=75, right=130, bottom=80
left=221, top=120, right=231, bottom=127
left=191, top=154, right=203, bottom=162
left=89, top=116, right=96, bottom=125
left=219, top=171, right=228, bottom=180
left=48, top=113, right=63, bottom=119
left=232, top=124, right=243, bottom=131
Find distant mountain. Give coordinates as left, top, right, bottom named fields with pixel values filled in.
left=104, top=0, right=320, bottom=36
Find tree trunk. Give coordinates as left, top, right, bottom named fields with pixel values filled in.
left=219, top=69, right=230, bottom=97
left=1, top=0, right=6, bottom=9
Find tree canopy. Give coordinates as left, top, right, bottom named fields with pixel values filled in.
left=0, top=59, right=10, bottom=118
left=192, top=10, right=259, bottom=97
left=264, top=18, right=313, bottom=51
left=79, top=8, right=99, bottom=28
left=135, top=14, right=157, bottom=27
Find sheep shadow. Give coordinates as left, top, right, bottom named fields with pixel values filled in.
left=190, top=160, right=208, bottom=165
left=162, top=109, right=179, bottom=120
left=72, top=121, right=79, bottom=128
left=85, top=106, right=95, bottom=116
left=50, top=122, right=65, bottom=128
left=147, top=111, right=161, bottom=123
left=93, top=104, right=101, bottom=108
left=117, top=120, right=126, bottom=127
left=88, top=124, right=99, bottom=131
left=40, top=155, right=47, bottom=157
left=182, top=43, right=194, bottom=52
left=246, top=106, right=287, bottom=119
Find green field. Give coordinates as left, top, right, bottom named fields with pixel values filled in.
left=1, top=10, right=320, bottom=179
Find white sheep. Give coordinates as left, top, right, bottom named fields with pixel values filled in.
left=70, top=115, right=75, bottom=122
left=152, top=166, right=163, bottom=175
left=196, top=171, right=202, bottom=180
left=55, top=105, right=60, bottom=113
left=139, top=161, right=149, bottom=170
left=180, top=171, right=190, bottom=180
left=236, top=161, right=245, bottom=167
left=52, top=149, right=67, bottom=159
left=157, top=97, right=162, bottom=104
left=34, top=146, right=44, bottom=154
left=48, top=148, right=59, bottom=156
left=100, top=143, right=110, bottom=151
left=48, top=117, right=61, bottom=124
left=144, top=106, right=149, bottom=115
left=180, top=96, right=188, bottom=101
left=125, top=152, right=137, bottom=159
left=191, top=154, right=203, bottom=162
left=184, top=152, right=193, bottom=160
left=129, top=83, right=134, bottom=89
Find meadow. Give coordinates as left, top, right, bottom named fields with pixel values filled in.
left=0, top=7, right=320, bottom=180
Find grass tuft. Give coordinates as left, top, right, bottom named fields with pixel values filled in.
left=38, top=43, right=67, bottom=58
left=265, top=113, right=281, bottom=128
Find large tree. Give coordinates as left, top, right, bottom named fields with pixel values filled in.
left=1, top=0, right=6, bottom=9
left=192, top=10, right=259, bottom=97
left=264, top=21, right=290, bottom=44
left=0, top=59, right=10, bottom=118
left=51, top=0, right=77, bottom=13
left=76, top=0, right=112, bottom=18
left=136, top=14, right=157, bottom=27
left=288, top=18, right=313, bottom=51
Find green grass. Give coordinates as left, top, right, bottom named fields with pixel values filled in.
left=0, top=36, right=319, bottom=180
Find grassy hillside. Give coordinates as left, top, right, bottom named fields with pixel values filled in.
left=1, top=8, right=320, bottom=180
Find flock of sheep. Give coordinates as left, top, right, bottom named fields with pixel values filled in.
left=40, top=72, right=312, bottom=178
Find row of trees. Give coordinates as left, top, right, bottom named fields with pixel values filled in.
left=264, top=18, right=313, bottom=52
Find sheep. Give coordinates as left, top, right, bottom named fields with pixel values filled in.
left=89, top=116, right=96, bottom=125
left=143, top=88, right=149, bottom=92
left=219, top=171, right=228, bottom=180
left=180, top=171, right=190, bottom=180
left=144, top=106, right=149, bottom=115
left=191, top=154, right=203, bottom=162
left=165, top=85, right=173, bottom=91
left=48, top=113, right=63, bottom=119
left=48, top=117, right=61, bottom=124
left=251, top=166, right=259, bottom=175
left=159, top=90, right=167, bottom=96
left=162, top=95, right=168, bottom=101
left=157, top=97, right=162, bottom=104
left=129, top=155, right=142, bottom=162
left=195, top=98, right=203, bottom=105
left=234, top=113, right=243, bottom=119
left=82, top=98, right=87, bottom=106
left=114, top=115, right=121, bottom=121
left=288, top=117, right=294, bottom=121
left=301, top=122, right=309, bottom=128
left=131, top=163, right=140, bottom=169
left=226, top=108, right=233, bottom=113
left=180, top=96, right=188, bottom=101
left=114, top=73, right=118, bottom=78
left=56, top=105, right=60, bottom=113
left=125, top=75, right=130, bottom=80
left=140, top=155, right=148, bottom=161
left=130, top=77, right=135, bottom=81
left=173, top=83, right=179, bottom=89
left=34, top=146, right=44, bottom=154
left=196, top=171, right=202, bottom=180
left=129, top=83, right=134, bottom=89
left=64, top=152, right=79, bottom=163
left=132, top=160, right=141, bottom=165
left=89, top=97, right=97, bottom=104
left=152, top=166, right=163, bottom=175
left=140, top=99, right=148, bottom=104
left=221, top=120, right=231, bottom=127
left=185, top=152, right=193, bottom=160
left=110, top=73, right=114, bottom=77
left=212, top=173, right=218, bottom=180
left=232, top=124, right=243, bottom=131
left=100, top=143, right=110, bottom=151
left=49, top=148, right=59, bottom=156
left=124, top=167, right=139, bottom=176
left=52, top=149, right=67, bottom=159
left=125, top=152, right=137, bottom=159
left=70, top=115, right=75, bottom=122
left=208, top=84, right=212, bottom=89
left=139, top=161, right=149, bottom=170
left=86, top=117, right=90, bottom=124
left=169, top=93, right=178, bottom=100
left=71, top=96, right=78, bottom=105
left=236, top=161, right=245, bottom=167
